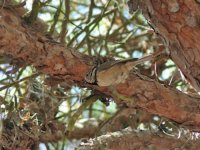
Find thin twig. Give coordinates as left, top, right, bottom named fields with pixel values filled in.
left=0, top=73, right=40, bottom=91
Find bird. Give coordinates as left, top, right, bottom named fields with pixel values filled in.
left=85, top=54, right=157, bottom=86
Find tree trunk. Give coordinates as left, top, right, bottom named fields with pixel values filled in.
left=138, top=0, right=200, bottom=92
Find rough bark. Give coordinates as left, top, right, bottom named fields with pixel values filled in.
left=0, top=7, right=90, bottom=83
left=138, top=0, right=200, bottom=92
left=1, top=0, right=200, bottom=148
left=1, top=6, right=200, bottom=130
left=78, top=128, right=200, bottom=150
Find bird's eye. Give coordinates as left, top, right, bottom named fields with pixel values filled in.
left=84, top=67, right=97, bottom=84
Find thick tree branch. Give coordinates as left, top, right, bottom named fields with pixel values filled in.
left=39, top=126, right=97, bottom=143
left=1, top=6, right=200, bottom=130
left=0, top=7, right=90, bottom=83
left=78, top=128, right=200, bottom=150
left=137, top=0, right=200, bottom=92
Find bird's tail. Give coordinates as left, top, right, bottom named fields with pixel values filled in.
left=125, top=51, right=164, bottom=71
